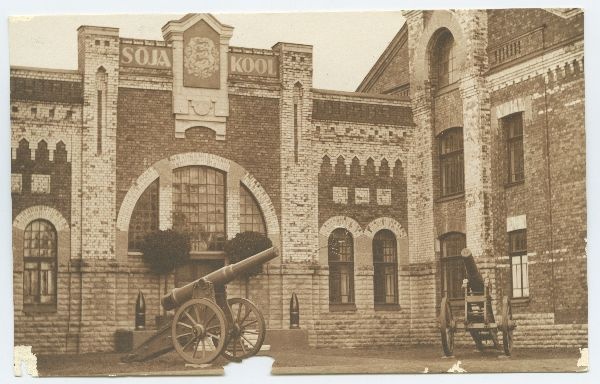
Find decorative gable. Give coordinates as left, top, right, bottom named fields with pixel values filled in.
left=162, top=14, right=234, bottom=140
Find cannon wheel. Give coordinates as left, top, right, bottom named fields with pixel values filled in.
left=172, top=298, right=228, bottom=365
left=439, top=296, right=455, bottom=357
left=501, top=296, right=514, bottom=356
left=220, top=298, right=266, bottom=361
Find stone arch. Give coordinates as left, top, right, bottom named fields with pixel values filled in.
left=364, top=217, right=407, bottom=239
left=240, top=172, right=280, bottom=235
left=319, top=216, right=362, bottom=238
left=13, top=205, right=69, bottom=231
left=13, top=205, right=71, bottom=268
left=116, top=152, right=279, bottom=237
left=413, top=11, right=468, bottom=85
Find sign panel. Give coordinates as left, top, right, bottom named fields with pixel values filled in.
left=229, top=53, right=279, bottom=77
left=120, top=44, right=172, bottom=69
left=183, top=20, right=220, bottom=89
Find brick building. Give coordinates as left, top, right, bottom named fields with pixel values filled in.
left=11, top=10, right=586, bottom=354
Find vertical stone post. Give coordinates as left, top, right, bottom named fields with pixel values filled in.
left=457, top=11, right=495, bottom=283
left=403, top=10, right=438, bottom=340
left=272, top=41, right=318, bottom=339
left=75, top=25, right=120, bottom=352
left=77, top=26, right=120, bottom=259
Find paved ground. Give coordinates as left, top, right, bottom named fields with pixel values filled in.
left=36, top=346, right=586, bottom=376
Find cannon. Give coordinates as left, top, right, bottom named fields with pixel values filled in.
left=123, top=246, right=279, bottom=365
left=438, top=248, right=516, bottom=357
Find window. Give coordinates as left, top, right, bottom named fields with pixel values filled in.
left=435, top=32, right=457, bottom=88
left=440, top=232, right=466, bottom=299
left=505, top=113, right=525, bottom=183
left=373, top=230, right=398, bottom=305
left=240, top=184, right=266, bottom=234
left=328, top=228, right=354, bottom=305
left=509, top=230, right=529, bottom=298
left=128, top=180, right=159, bottom=251
left=173, top=166, right=226, bottom=252
left=439, top=127, right=464, bottom=197
left=23, top=219, right=57, bottom=310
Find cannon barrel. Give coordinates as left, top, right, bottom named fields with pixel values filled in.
left=461, top=248, right=485, bottom=293
left=161, top=246, right=279, bottom=311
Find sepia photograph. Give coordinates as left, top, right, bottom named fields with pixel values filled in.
left=3, top=0, right=595, bottom=381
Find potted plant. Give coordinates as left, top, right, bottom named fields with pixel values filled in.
left=139, top=229, right=191, bottom=326
left=223, top=231, right=272, bottom=297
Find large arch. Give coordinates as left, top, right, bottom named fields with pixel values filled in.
left=116, top=152, right=280, bottom=240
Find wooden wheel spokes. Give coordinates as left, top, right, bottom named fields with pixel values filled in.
left=221, top=298, right=266, bottom=361
left=439, top=296, right=455, bottom=357
left=172, top=298, right=228, bottom=365
left=501, top=296, right=515, bottom=356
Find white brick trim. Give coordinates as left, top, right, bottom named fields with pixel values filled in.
left=507, top=215, right=527, bottom=232
left=363, top=217, right=407, bottom=239
left=241, top=172, right=280, bottom=235
left=319, top=216, right=362, bottom=237
left=13, top=205, right=69, bottom=231
left=116, top=152, right=280, bottom=238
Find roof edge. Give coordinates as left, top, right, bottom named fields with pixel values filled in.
left=355, top=22, right=408, bottom=93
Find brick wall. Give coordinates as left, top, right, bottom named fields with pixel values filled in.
left=11, top=10, right=587, bottom=355
left=116, top=89, right=281, bottom=221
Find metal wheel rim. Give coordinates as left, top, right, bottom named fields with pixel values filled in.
left=439, top=296, right=455, bottom=356
left=172, top=298, right=228, bottom=365
left=220, top=298, right=266, bottom=361
left=502, top=296, right=513, bottom=356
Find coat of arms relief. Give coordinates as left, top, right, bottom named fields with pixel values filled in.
left=184, top=36, right=220, bottom=79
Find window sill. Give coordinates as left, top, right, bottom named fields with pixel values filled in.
left=374, top=304, right=401, bottom=312
left=329, top=303, right=357, bottom=312
left=23, top=304, right=57, bottom=314
left=436, top=193, right=464, bottom=204
left=504, top=180, right=525, bottom=189
left=510, top=297, right=530, bottom=306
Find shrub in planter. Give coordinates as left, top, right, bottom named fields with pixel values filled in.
left=140, top=229, right=191, bottom=275
left=224, top=232, right=272, bottom=279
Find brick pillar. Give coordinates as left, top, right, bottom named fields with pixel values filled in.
left=457, top=11, right=495, bottom=280
left=404, top=10, right=439, bottom=340
left=272, top=42, right=318, bottom=263
left=271, top=42, right=318, bottom=336
left=75, top=26, right=121, bottom=353
left=77, top=26, right=120, bottom=259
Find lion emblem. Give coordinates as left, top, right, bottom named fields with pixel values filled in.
left=184, top=37, right=219, bottom=79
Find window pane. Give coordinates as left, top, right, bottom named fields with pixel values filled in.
left=509, top=230, right=528, bottom=298
left=128, top=180, right=159, bottom=251
left=440, top=233, right=466, bottom=299
left=239, top=185, right=266, bottom=234
left=173, top=166, right=226, bottom=252
left=439, top=128, right=464, bottom=196
left=505, top=113, right=525, bottom=183
left=23, top=219, right=58, bottom=307
left=329, top=228, right=354, bottom=304
left=373, top=230, right=398, bottom=305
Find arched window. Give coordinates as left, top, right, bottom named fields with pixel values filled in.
left=440, top=232, right=466, bottom=299
left=23, top=219, right=57, bottom=310
left=434, top=31, right=457, bottom=88
left=328, top=228, right=354, bottom=305
left=128, top=180, right=159, bottom=251
left=172, top=166, right=226, bottom=252
left=373, top=230, right=398, bottom=305
left=240, top=184, right=266, bottom=234
left=438, top=127, right=464, bottom=197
